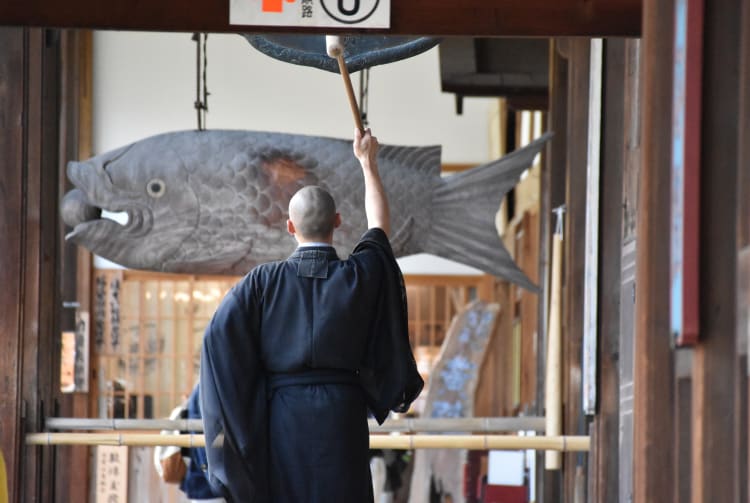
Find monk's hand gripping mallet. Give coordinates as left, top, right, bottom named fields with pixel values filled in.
left=326, top=35, right=365, bottom=135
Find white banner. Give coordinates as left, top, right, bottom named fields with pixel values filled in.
left=95, top=446, right=128, bottom=503
left=230, top=0, right=390, bottom=28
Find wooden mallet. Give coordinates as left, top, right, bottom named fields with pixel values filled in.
left=326, top=35, right=365, bottom=134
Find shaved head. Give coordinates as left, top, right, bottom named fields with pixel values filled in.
left=288, top=186, right=337, bottom=241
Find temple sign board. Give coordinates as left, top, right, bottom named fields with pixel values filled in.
left=230, top=0, right=390, bottom=28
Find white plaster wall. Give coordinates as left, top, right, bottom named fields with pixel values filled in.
left=91, top=31, right=493, bottom=274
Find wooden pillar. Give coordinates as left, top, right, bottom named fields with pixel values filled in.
left=690, top=0, right=741, bottom=501
left=588, top=37, right=626, bottom=503
left=0, top=28, right=64, bottom=503
left=538, top=38, right=568, bottom=503
left=738, top=0, right=750, bottom=500
left=634, top=0, right=676, bottom=500
left=562, top=37, right=590, bottom=503
left=56, top=29, right=93, bottom=503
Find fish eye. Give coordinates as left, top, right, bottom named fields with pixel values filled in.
left=146, top=179, right=166, bottom=198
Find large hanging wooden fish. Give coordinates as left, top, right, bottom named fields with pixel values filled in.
left=61, top=130, right=551, bottom=290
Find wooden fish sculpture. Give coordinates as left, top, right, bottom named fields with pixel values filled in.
left=61, top=130, right=551, bottom=291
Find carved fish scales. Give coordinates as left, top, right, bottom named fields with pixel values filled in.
left=61, top=130, right=551, bottom=291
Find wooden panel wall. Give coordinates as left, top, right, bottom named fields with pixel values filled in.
left=614, top=39, right=641, bottom=502
left=0, top=28, right=64, bottom=503
left=618, top=38, right=641, bottom=503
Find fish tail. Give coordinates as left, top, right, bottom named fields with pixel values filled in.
left=423, top=132, right=553, bottom=291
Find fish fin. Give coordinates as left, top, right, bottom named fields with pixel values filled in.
left=389, top=216, right=415, bottom=253
left=378, top=145, right=441, bottom=178
left=423, top=132, right=553, bottom=292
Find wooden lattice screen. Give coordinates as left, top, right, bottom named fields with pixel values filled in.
left=91, top=270, right=493, bottom=420
left=403, top=274, right=495, bottom=381
left=93, top=270, right=238, bottom=419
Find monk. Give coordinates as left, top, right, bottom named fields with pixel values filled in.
left=199, top=128, right=423, bottom=502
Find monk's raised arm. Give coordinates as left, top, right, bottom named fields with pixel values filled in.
left=353, top=128, right=390, bottom=236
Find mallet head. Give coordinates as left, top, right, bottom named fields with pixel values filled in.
left=325, top=35, right=344, bottom=58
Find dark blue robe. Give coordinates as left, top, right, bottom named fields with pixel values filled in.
left=181, top=384, right=224, bottom=500
left=200, top=228, right=423, bottom=502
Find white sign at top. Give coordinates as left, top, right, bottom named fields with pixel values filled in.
left=230, top=0, right=390, bottom=28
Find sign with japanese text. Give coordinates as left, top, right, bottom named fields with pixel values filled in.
left=230, top=0, right=390, bottom=28
left=74, top=311, right=90, bottom=392
left=61, top=311, right=91, bottom=393
left=96, top=446, right=128, bottom=503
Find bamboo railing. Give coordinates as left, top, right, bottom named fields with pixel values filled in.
left=26, top=432, right=589, bottom=452
left=44, top=416, right=546, bottom=433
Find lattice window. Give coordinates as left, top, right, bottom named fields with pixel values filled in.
left=92, top=271, right=493, bottom=419
left=404, top=274, right=494, bottom=381
left=93, top=270, right=238, bottom=419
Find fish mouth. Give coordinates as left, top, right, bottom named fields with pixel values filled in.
left=61, top=188, right=153, bottom=242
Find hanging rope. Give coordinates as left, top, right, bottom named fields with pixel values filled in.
left=358, top=67, right=370, bottom=128
left=192, top=32, right=209, bottom=131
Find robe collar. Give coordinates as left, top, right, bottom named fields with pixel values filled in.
left=288, top=245, right=339, bottom=261
left=288, top=246, right=339, bottom=279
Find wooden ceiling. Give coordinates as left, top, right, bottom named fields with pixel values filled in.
left=0, top=0, right=640, bottom=36
left=440, top=38, right=550, bottom=111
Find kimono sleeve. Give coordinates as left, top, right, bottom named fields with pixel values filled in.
left=200, top=278, right=269, bottom=502
left=354, top=228, right=424, bottom=423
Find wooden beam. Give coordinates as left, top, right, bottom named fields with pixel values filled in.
left=562, top=37, right=589, bottom=503
left=0, top=0, right=641, bottom=36
left=588, top=37, right=626, bottom=503
left=738, top=0, right=750, bottom=499
left=633, top=0, right=676, bottom=500
left=56, top=29, right=94, bottom=503
left=690, top=0, right=741, bottom=500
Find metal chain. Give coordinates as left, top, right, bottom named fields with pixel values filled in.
left=358, top=67, right=369, bottom=128
left=192, top=33, right=209, bottom=131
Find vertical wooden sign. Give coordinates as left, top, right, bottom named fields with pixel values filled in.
left=96, top=446, right=128, bottom=503
left=670, top=0, right=703, bottom=346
